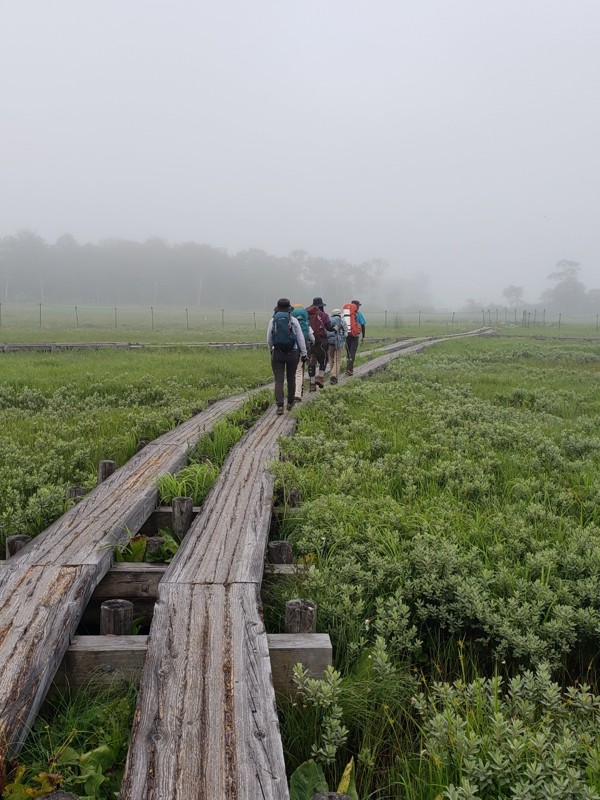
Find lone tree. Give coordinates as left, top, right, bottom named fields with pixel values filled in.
left=502, top=284, right=524, bottom=307
left=541, top=260, right=589, bottom=313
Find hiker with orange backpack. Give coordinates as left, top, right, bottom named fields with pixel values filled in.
left=305, top=297, right=333, bottom=392
left=343, top=300, right=366, bottom=376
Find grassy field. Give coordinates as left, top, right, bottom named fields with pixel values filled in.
left=0, top=346, right=273, bottom=546
left=4, top=331, right=600, bottom=799
left=269, top=335, right=600, bottom=799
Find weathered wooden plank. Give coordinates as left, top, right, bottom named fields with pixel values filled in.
left=90, top=563, right=166, bottom=600
left=54, top=632, right=332, bottom=696
left=164, top=408, right=295, bottom=585
left=90, top=561, right=310, bottom=603
left=0, top=391, right=258, bottom=773
left=120, top=582, right=289, bottom=800
left=0, top=565, right=97, bottom=765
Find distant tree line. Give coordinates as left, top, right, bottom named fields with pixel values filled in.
left=0, top=231, right=395, bottom=310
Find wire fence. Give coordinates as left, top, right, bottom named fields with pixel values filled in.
left=0, top=303, right=599, bottom=334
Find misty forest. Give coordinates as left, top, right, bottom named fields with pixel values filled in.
left=2, top=231, right=599, bottom=315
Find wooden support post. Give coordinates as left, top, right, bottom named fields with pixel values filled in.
left=172, top=496, right=194, bottom=539
left=285, top=599, right=317, bottom=633
left=268, top=540, right=293, bottom=564
left=144, top=536, right=164, bottom=561
left=97, top=460, right=116, bottom=484
left=5, top=535, right=30, bottom=559
left=100, top=599, right=134, bottom=635
left=66, top=486, right=86, bottom=500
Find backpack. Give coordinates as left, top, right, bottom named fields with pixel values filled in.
left=307, top=304, right=327, bottom=340
left=271, top=310, right=296, bottom=352
left=291, top=306, right=310, bottom=340
left=326, top=314, right=346, bottom=347
left=343, top=303, right=361, bottom=337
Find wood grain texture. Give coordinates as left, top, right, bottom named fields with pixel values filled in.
left=0, top=565, right=97, bottom=760
left=55, top=633, right=332, bottom=697
left=164, top=408, right=295, bottom=586
left=0, top=392, right=254, bottom=769
left=120, top=583, right=289, bottom=800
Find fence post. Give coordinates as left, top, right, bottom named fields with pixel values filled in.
left=186, top=308, right=189, bottom=330
left=451, top=311, right=455, bottom=326
left=0, top=301, right=2, bottom=327
left=558, top=312, right=561, bottom=330
left=543, top=308, right=546, bottom=326
left=533, top=309, right=537, bottom=325
left=74, top=306, right=79, bottom=327
left=482, top=309, right=485, bottom=327
left=221, top=308, right=225, bottom=328
left=596, top=314, right=598, bottom=333
left=150, top=306, right=154, bottom=329
left=114, top=307, right=118, bottom=328
left=384, top=310, right=387, bottom=327
left=39, top=303, right=42, bottom=327
left=254, top=311, right=256, bottom=330
left=496, top=308, right=499, bottom=326
left=418, top=310, right=421, bottom=327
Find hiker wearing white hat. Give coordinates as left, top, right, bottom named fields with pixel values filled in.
left=326, top=308, right=347, bottom=384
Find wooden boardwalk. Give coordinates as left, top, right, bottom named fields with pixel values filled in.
left=0, top=389, right=256, bottom=776
left=0, top=328, right=490, bottom=797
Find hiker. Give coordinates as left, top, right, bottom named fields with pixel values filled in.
left=305, top=297, right=332, bottom=392
left=267, top=298, right=307, bottom=414
left=326, top=308, right=347, bottom=384
left=291, top=304, right=314, bottom=402
left=343, top=300, right=366, bottom=376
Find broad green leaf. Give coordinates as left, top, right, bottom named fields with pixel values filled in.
left=289, top=758, right=328, bottom=800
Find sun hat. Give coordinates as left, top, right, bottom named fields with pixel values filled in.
left=351, top=299, right=361, bottom=307
left=312, top=297, right=326, bottom=307
left=331, top=308, right=342, bottom=316
left=276, top=298, right=292, bottom=310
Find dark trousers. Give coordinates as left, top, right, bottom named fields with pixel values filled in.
left=308, top=338, right=328, bottom=377
left=345, top=335, right=360, bottom=373
left=271, top=348, right=300, bottom=405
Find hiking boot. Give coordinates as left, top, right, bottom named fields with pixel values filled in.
left=286, top=403, right=294, bottom=412
left=294, top=396, right=302, bottom=403
left=276, top=405, right=284, bottom=416
left=329, top=375, right=338, bottom=385
left=316, top=376, right=324, bottom=388
left=309, top=384, right=317, bottom=393
left=345, top=370, right=353, bottom=376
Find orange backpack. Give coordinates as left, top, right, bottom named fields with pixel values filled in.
left=343, top=303, right=361, bottom=337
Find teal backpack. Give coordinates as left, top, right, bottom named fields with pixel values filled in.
left=291, top=307, right=310, bottom=339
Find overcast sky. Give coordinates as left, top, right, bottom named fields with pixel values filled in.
left=1, top=1, right=599, bottom=307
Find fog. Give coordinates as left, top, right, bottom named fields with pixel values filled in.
left=1, top=1, right=599, bottom=310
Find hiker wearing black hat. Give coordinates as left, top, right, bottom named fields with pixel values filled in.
left=305, top=297, right=333, bottom=392
left=343, top=300, right=366, bottom=376
left=267, top=298, right=307, bottom=415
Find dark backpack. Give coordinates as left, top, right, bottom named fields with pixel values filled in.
left=271, top=310, right=296, bottom=352
left=307, top=305, right=327, bottom=340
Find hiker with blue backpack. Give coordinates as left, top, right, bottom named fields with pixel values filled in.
left=291, top=304, right=314, bottom=403
left=326, top=308, right=347, bottom=384
left=267, top=298, right=307, bottom=415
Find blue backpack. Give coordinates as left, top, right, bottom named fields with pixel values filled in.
left=327, top=314, right=346, bottom=347
left=291, top=306, right=310, bottom=339
left=271, top=310, right=297, bottom=352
